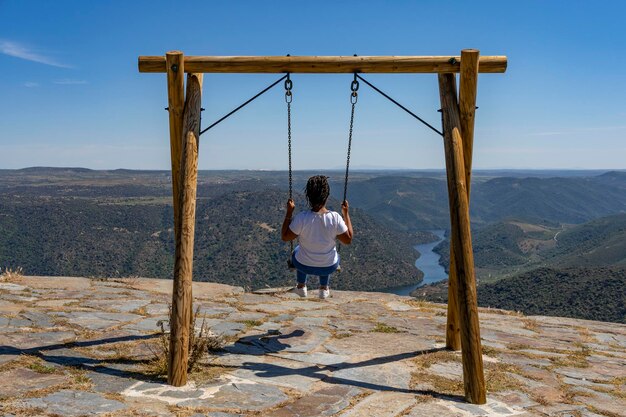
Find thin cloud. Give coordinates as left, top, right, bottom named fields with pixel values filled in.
left=0, top=39, right=72, bottom=68
left=54, top=79, right=88, bottom=85
left=24, top=81, right=39, bottom=88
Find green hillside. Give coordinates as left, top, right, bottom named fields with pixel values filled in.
left=478, top=267, right=626, bottom=324
left=542, top=213, right=626, bottom=267
left=471, top=172, right=626, bottom=225
left=331, top=171, right=626, bottom=231
left=330, top=176, right=450, bottom=231
left=413, top=266, right=626, bottom=324
left=434, top=213, right=626, bottom=282
left=0, top=188, right=429, bottom=291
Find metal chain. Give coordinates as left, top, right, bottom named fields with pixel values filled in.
left=338, top=74, right=358, bottom=263
left=285, top=74, right=293, bottom=200
left=285, top=74, right=294, bottom=257
left=343, top=74, right=359, bottom=203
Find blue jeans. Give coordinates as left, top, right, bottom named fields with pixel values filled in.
left=291, top=252, right=339, bottom=287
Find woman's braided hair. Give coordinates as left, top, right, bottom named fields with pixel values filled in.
left=305, top=175, right=330, bottom=212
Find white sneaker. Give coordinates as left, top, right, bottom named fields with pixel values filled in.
left=294, top=286, right=307, bottom=298
left=319, top=288, right=330, bottom=299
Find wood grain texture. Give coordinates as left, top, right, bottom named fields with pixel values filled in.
left=445, top=49, right=480, bottom=352
left=459, top=49, right=480, bottom=190
left=166, top=52, right=185, bottom=251
left=446, top=248, right=462, bottom=351
left=168, top=73, right=203, bottom=387
left=438, top=73, right=486, bottom=404
left=139, top=55, right=507, bottom=74
left=439, top=73, right=462, bottom=352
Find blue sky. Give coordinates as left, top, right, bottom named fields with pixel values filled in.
left=1, top=0, right=625, bottom=170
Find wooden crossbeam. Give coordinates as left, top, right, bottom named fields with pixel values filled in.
left=138, top=55, right=507, bottom=74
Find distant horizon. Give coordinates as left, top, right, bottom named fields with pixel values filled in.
left=4, top=166, right=625, bottom=173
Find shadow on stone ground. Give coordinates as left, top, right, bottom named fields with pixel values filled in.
left=1, top=276, right=625, bottom=416
left=1, top=333, right=160, bottom=382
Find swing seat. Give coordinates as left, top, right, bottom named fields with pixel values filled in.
left=287, top=255, right=341, bottom=273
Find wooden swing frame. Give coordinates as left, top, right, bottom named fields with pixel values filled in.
left=137, top=50, right=508, bottom=404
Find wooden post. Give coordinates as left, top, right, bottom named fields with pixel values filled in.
left=459, top=49, right=480, bottom=190
left=446, top=249, right=462, bottom=350
left=168, top=72, right=203, bottom=386
left=445, top=49, right=480, bottom=351
left=439, top=73, right=486, bottom=404
left=166, top=51, right=185, bottom=250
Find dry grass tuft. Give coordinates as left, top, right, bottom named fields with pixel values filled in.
left=238, top=319, right=264, bottom=328
left=484, top=362, right=526, bottom=392
left=27, top=360, right=57, bottom=374
left=72, top=372, right=92, bottom=386
left=1, top=266, right=24, bottom=281
left=575, top=326, right=598, bottom=344
left=410, top=349, right=464, bottom=394
left=529, top=393, right=551, bottom=406
left=405, top=299, right=438, bottom=311
left=6, top=355, right=60, bottom=375
left=113, top=275, right=142, bottom=287
left=550, top=344, right=591, bottom=368
left=371, top=323, right=402, bottom=333
left=508, top=343, right=533, bottom=351
left=147, top=305, right=225, bottom=378
left=413, top=350, right=460, bottom=369
left=481, top=345, right=500, bottom=358
left=586, top=405, right=623, bottom=417
left=478, top=306, right=524, bottom=317
left=522, top=318, right=540, bottom=332
left=409, top=349, right=524, bottom=396
left=132, top=306, right=148, bottom=316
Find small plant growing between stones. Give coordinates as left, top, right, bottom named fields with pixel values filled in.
left=239, top=319, right=263, bottom=328
left=148, top=304, right=225, bottom=378
left=371, top=323, right=402, bottom=333
left=26, top=357, right=57, bottom=374
left=522, top=318, right=539, bottom=332
left=0, top=266, right=24, bottom=281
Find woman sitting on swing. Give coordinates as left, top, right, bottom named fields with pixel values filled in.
left=281, top=175, right=353, bottom=299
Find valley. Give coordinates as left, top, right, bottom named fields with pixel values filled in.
left=1, top=168, right=625, bottom=322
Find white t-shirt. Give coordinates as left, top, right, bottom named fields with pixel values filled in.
left=289, top=210, right=348, bottom=267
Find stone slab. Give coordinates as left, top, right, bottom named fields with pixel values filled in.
left=0, top=367, right=70, bottom=399
left=331, top=360, right=413, bottom=391
left=0, top=300, right=24, bottom=313
left=130, top=278, right=243, bottom=298
left=1, top=330, right=76, bottom=349
left=53, top=311, right=143, bottom=330
left=18, top=389, right=127, bottom=416
left=273, top=385, right=362, bottom=417
left=229, top=355, right=323, bottom=392
left=338, top=391, right=417, bottom=417
left=123, top=316, right=171, bottom=332
left=0, top=283, right=28, bottom=291
left=386, top=301, right=415, bottom=312
left=323, top=331, right=431, bottom=361
left=428, top=361, right=463, bottom=379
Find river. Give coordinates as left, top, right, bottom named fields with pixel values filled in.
left=382, top=230, right=448, bottom=296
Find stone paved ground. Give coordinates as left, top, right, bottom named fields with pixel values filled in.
left=0, top=275, right=624, bottom=417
